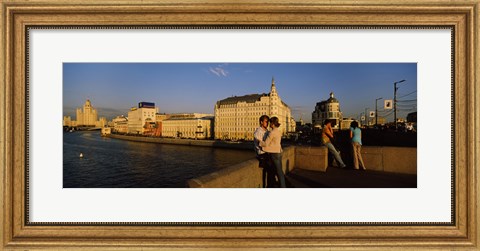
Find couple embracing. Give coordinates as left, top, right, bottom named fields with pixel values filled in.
left=254, top=115, right=286, bottom=188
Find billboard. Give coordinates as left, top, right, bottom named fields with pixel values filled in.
left=138, top=102, right=155, bottom=108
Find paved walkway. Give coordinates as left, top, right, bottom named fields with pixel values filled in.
left=285, top=167, right=417, bottom=188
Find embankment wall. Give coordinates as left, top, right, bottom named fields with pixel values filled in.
left=108, top=134, right=253, bottom=150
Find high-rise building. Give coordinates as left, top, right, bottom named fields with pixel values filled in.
left=214, top=78, right=295, bottom=141
left=63, top=99, right=105, bottom=128
left=312, top=92, right=343, bottom=130
left=76, top=99, right=98, bottom=127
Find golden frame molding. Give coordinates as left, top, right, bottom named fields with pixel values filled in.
left=1, top=0, right=478, bottom=250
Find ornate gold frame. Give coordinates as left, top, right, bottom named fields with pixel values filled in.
left=1, top=0, right=478, bottom=249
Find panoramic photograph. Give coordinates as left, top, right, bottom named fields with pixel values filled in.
left=63, top=63, right=417, bottom=188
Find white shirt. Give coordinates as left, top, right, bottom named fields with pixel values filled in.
left=254, top=126, right=268, bottom=155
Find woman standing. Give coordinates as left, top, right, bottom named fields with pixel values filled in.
left=350, top=121, right=366, bottom=170
left=260, top=116, right=286, bottom=188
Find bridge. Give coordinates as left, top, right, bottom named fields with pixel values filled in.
left=187, top=146, right=417, bottom=188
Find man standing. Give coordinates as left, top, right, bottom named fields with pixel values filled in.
left=254, top=115, right=275, bottom=187
left=254, top=115, right=270, bottom=158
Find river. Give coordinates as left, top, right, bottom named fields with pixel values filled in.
left=63, top=131, right=255, bottom=188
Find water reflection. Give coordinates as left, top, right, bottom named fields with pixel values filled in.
left=63, top=132, right=254, bottom=188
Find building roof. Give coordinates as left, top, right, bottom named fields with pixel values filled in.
left=327, top=96, right=339, bottom=103
left=315, top=94, right=339, bottom=107
left=326, top=92, right=339, bottom=103
left=217, top=93, right=269, bottom=105
left=216, top=93, right=290, bottom=109
left=165, top=117, right=213, bottom=121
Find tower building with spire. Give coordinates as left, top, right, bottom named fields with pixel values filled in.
left=76, top=99, right=98, bottom=127
left=214, top=78, right=295, bottom=141
left=63, top=99, right=107, bottom=128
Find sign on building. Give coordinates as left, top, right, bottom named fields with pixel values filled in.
left=384, top=99, right=393, bottom=109
left=369, top=111, right=375, bottom=118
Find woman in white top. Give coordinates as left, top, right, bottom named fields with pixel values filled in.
left=260, top=116, right=286, bottom=188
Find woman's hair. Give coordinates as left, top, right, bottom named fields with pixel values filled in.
left=350, top=121, right=359, bottom=129
left=324, top=119, right=335, bottom=126
left=269, top=116, right=281, bottom=127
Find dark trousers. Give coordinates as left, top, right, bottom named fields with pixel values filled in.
left=257, top=154, right=277, bottom=188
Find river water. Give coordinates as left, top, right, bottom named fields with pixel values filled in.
left=63, top=131, right=255, bottom=188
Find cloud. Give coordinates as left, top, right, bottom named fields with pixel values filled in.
left=209, top=65, right=229, bottom=77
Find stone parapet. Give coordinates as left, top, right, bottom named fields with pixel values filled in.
left=187, top=146, right=296, bottom=188
left=294, top=146, right=329, bottom=172
left=281, top=146, right=296, bottom=174
left=186, top=146, right=416, bottom=188
left=187, top=159, right=262, bottom=188
left=361, top=146, right=417, bottom=174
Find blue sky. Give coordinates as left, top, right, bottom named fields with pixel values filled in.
left=63, top=63, right=417, bottom=123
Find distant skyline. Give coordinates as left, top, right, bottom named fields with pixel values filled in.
left=63, top=63, right=417, bottom=123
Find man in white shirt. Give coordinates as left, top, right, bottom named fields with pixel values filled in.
left=254, top=115, right=275, bottom=187
left=254, top=115, right=269, bottom=157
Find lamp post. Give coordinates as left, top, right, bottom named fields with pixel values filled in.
left=364, top=107, right=369, bottom=127
left=375, top=97, right=383, bottom=126
left=394, top=79, right=406, bottom=130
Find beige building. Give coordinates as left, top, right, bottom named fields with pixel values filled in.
left=340, top=118, right=356, bottom=130
left=312, top=92, right=343, bottom=131
left=101, top=127, right=112, bottom=136
left=214, top=78, right=295, bottom=141
left=162, top=113, right=214, bottom=139
left=368, top=116, right=386, bottom=126
left=156, top=113, right=169, bottom=122
left=63, top=99, right=106, bottom=128
left=112, top=115, right=128, bottom=134
left=76, top=99, right=98, bottom=127
left=96, top=117, right=108, bottom=128
left=63, top=116, right=76, bottom=127
left=127, top=102, right=158, bottom=135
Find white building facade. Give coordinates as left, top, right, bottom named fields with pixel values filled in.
left=127, top=102, right=158, bottom=134
left=162, top=114, right=214, bottom=139
left=214, top=78, right=295, bottom=141
left=112, top=115, right=128, bottom=134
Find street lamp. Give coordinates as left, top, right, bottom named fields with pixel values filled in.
left=375, top=97, right=383, bottom=126
left=364, top=107, right=369, bottom=127
left=358, top=112, right=364, bottom=123
left=394, top=79, right=406, bottom=130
